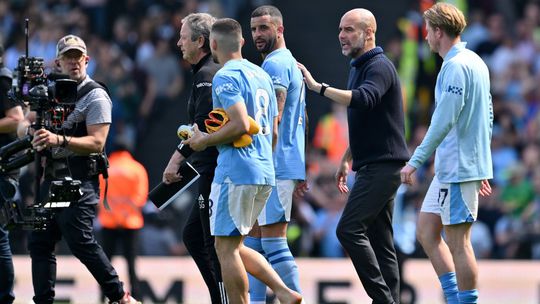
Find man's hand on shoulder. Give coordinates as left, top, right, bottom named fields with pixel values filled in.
left=297, top=62, right=320, bottom=93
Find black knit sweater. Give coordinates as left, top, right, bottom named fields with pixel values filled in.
left=346, top=47, right=409, bottom=171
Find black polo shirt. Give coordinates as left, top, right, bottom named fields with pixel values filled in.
left=186, top=54, right=220, bottom=175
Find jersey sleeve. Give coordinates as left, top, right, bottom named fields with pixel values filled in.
left=213, top=73, right=244, bottom=110
left=271, top=83, right=278, bottom=118
left=262, top=58, right=290, bottom=91
left=409, top=64, right=466, bottom=168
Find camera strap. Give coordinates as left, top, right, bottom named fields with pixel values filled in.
left=102, top=153, right=110, bottom=211
left=77, top=80, right=109, bottom=100
left=77, top=81, right=111, bottom=210
left=86, top=152, right=111, bottom=211
left=103, top=177, right=110, bottom=210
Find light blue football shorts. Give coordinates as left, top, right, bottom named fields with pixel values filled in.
left=421, top=175, right=480, bottom=225
left=257, top=179, right=296, bottom=226
left=209, top=181, right=272, bottom=236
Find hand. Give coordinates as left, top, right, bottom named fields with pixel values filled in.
left=182, top=123, right=208, bottom=151
left=479, top=179, right=492, bottom=196
left=335, top=161, right=349, bottom=194
left=32, top=128, right=58, bottom=152
left=17, top=121, right=32, bottom=138
left=163, top=162, right=182, bottom=184
left=163, top=151, right=185, bottom=184
left=293, top=180, right=309, bottom=200
left=297, top=62, right=320, bottom=93
left=400, top=164, right=417, bottom=186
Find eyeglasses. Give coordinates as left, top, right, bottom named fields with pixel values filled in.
left=60, top=53, right=85, bottom=62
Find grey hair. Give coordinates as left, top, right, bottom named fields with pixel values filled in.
left=181, top=13, right=216, bottom=52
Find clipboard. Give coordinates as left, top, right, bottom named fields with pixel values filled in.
left=149, top=161, right=200, bottom=210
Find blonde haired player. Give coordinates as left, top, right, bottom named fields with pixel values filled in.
left=400, top=3, right=493, bottom=304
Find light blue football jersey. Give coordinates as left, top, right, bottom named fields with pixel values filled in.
left=409, top=42, right=493, bottom=183
left=212, top=59, right=278, bottom=185
left=262, top=48, right=306, bottom=180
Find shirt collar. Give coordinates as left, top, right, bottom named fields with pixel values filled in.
left=444, top=42, right=467, bottom=61
left=350, top=46, right=383, bottom=67
left=266, top=47, right=288, bottom=59
left=192, top=53, right=212, bottom=73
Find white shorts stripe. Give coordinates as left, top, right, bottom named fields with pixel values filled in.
left=209, top=182, right=272, bottom=236
left=258, top=179, right=296, bottom=226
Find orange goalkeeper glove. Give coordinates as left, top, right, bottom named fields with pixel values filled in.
left=204, top=108, right=229, bottom=133
left=232, top=116, right=260, bottom=148
left=204, top=108, right=260, bottom=148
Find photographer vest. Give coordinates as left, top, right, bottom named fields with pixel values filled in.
left=46, top=80, right=109, bottom=181
left=67, top=80, right=108, bottom=138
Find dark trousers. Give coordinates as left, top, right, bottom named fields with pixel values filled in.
left=0, top=227, right=14, bottom=304
left=28, top=180, right=124, bottom=304
left=336, top=161, right=403, bottom=304
left=101, top=228, right=140, bottom=298
left=182, top=173, right=224, bottom=304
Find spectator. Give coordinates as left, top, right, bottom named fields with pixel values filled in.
left=98, top=141, right=149, bottom=299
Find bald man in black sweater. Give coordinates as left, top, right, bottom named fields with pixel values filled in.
left=298, top=8, right=408, bottom=304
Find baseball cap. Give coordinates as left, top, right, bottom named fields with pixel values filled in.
left=56, top=34, right=87, bottom=57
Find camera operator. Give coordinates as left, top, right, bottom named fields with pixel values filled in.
left=17, top=35, right=140, bottom=304
left=0, top=44, right=24, bottom=304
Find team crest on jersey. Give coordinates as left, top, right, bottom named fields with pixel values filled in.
left=446, top=85, right=463, bottom=96
left=215, top=82, right=235, bottom=95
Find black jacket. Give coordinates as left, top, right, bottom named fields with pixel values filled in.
left=0, top=68, right=19, bottom=178
left=187, top=54, right=219, bottom=174
left=346, top=47, right=409, bottom=171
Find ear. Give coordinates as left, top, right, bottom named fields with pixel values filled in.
left=84, top=55, right=90, bottom=65
left=55, top=59, right=61, bottom=68
left=240, top=37, right=245, bottom=47
left=365, top=27, right=373, bottom=40
left=197, top=36, right=205, bottom=49
left=435, top=27, right=443, bottom=39
left=277, top=25, right=285, bottom=36
left=211, top=38, right=217, bottom=52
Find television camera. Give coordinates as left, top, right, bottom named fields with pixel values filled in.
left=0, top=19, right=81, bottom=230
